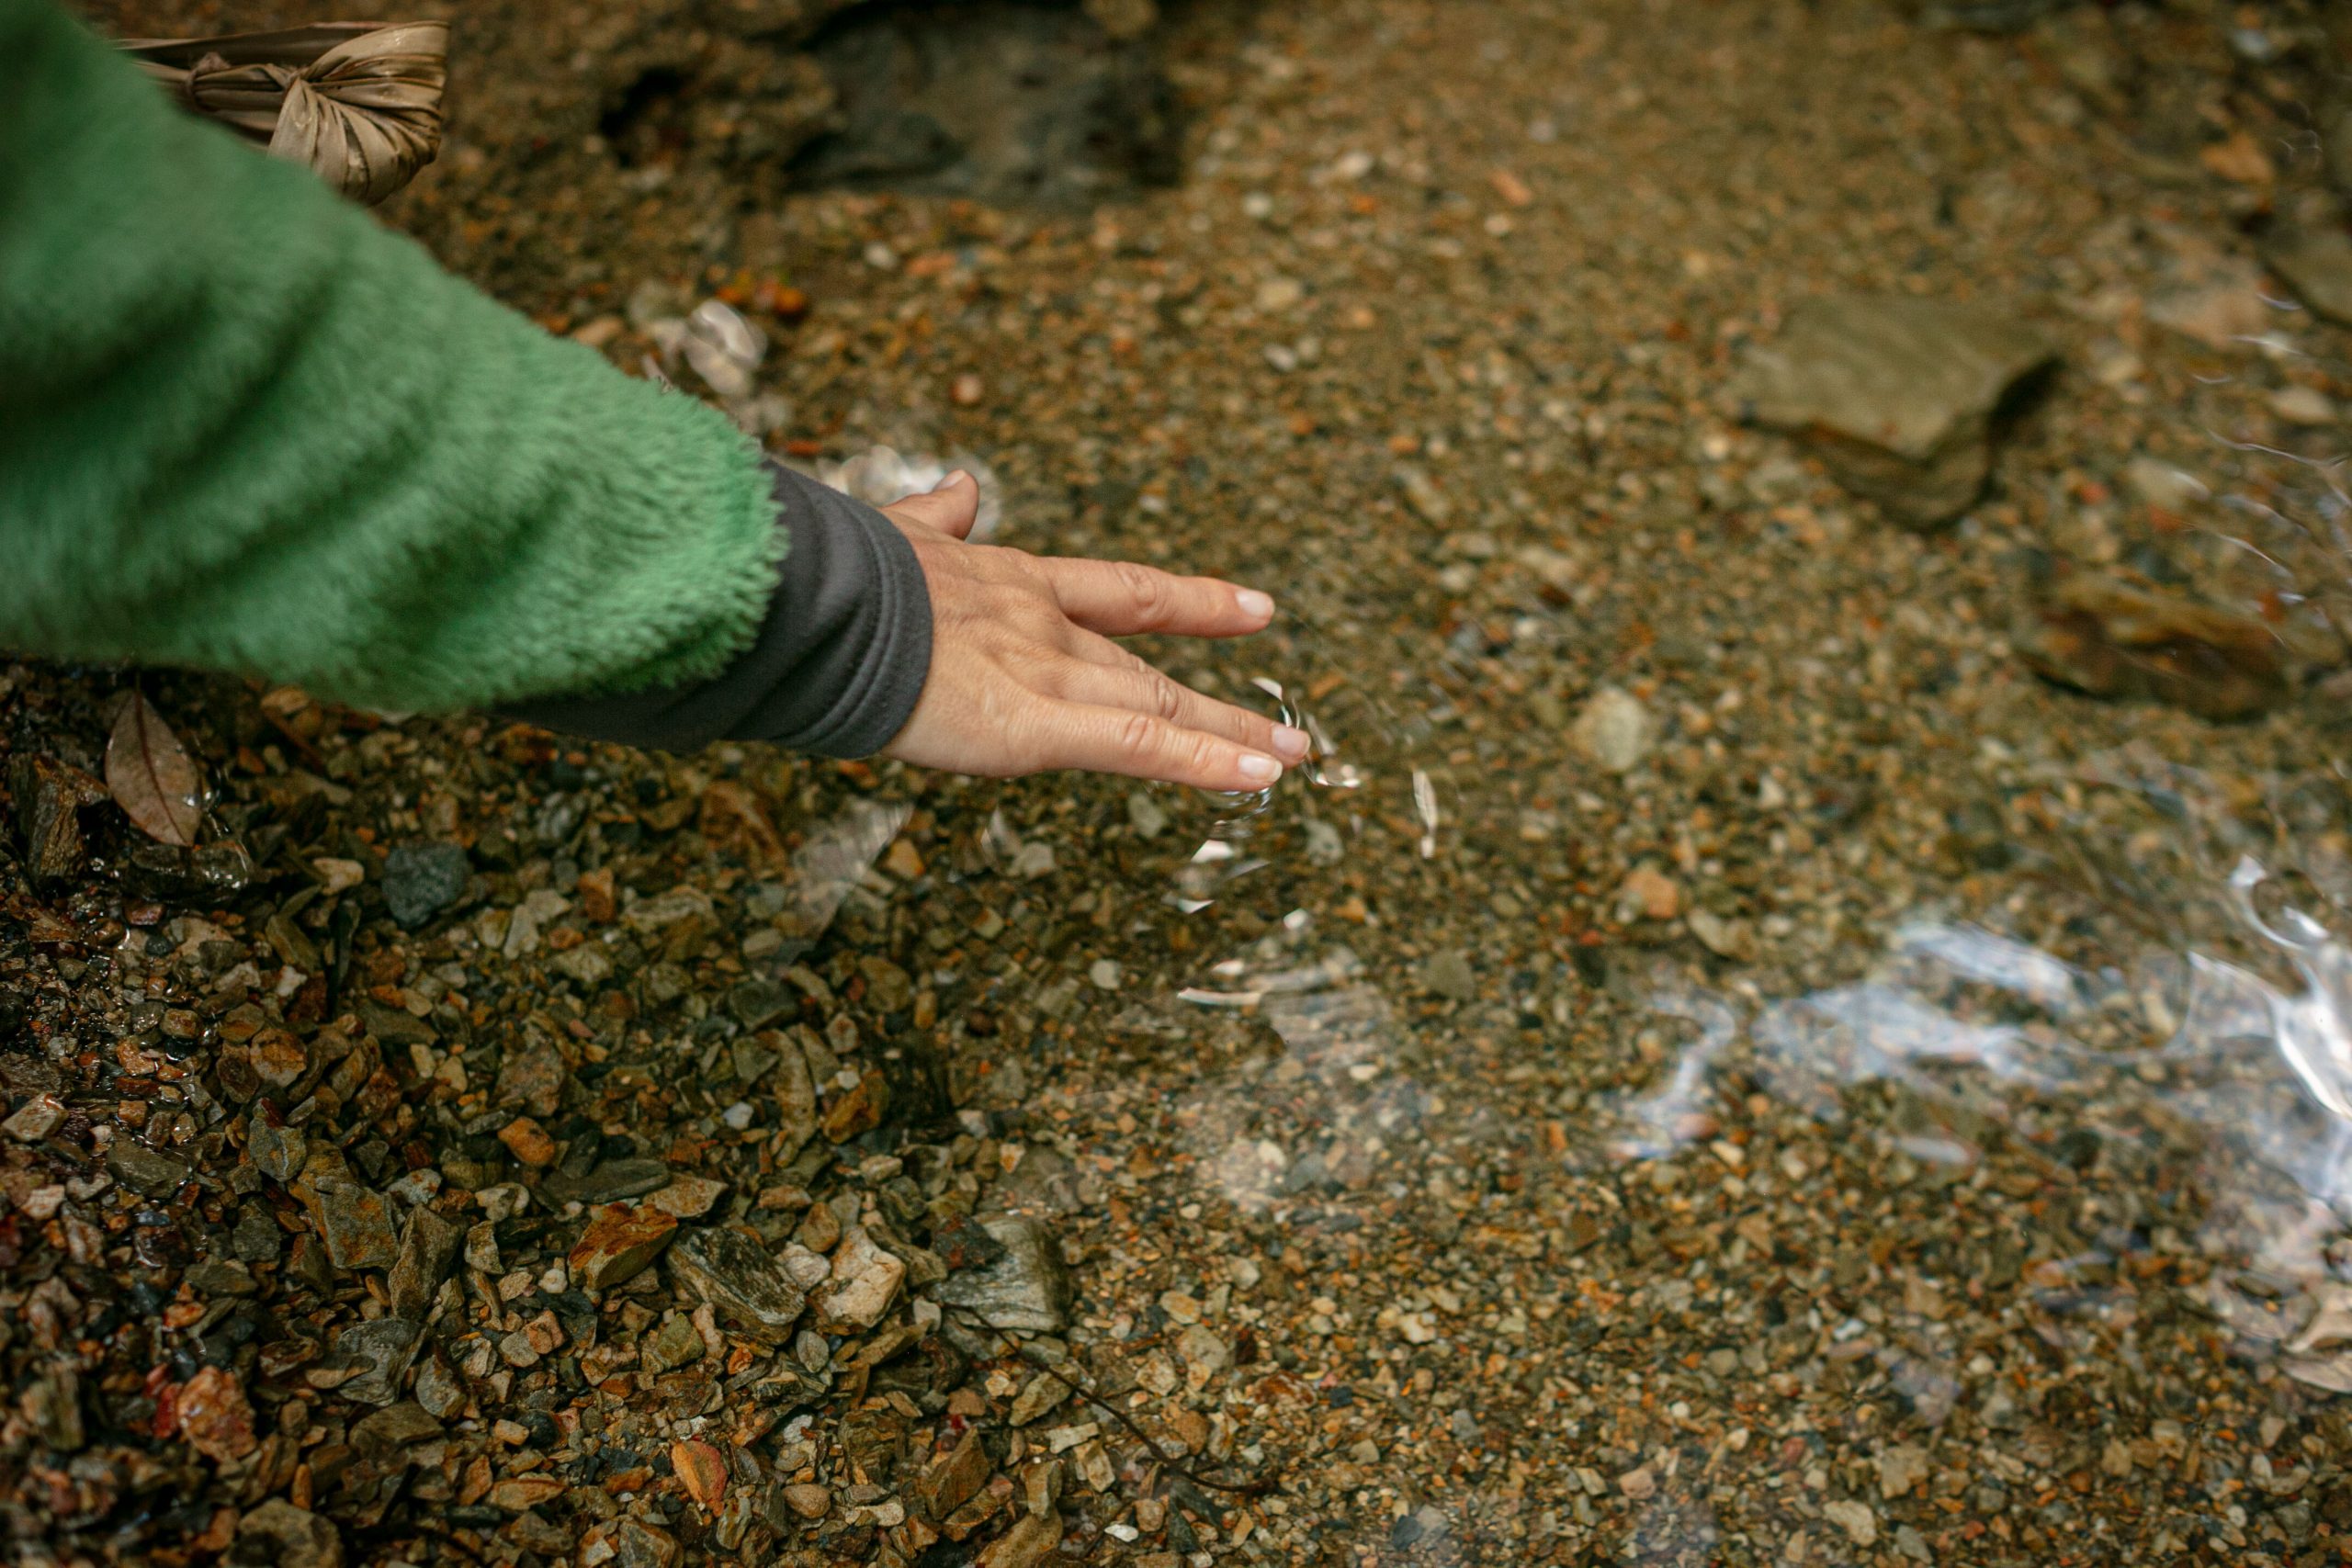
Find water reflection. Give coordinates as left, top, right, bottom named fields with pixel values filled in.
left=1608, top=845, right=2352, bottom=1395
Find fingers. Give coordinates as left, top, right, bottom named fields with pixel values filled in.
left=881, top=470, right=980, bottom=539
left=1035, top=556, right=1276, bottom=638
left=1036, top=703, right=1289, bottom=793
left=1054, top=659, right=1308, bottom=761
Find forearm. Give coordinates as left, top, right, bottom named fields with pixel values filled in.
left=0, top=0, right=783, bottom=716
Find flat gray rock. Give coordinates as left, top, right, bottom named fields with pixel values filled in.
left=1729, top=295, right=2054, bottom=525
left=2265, top=227, right=2352, bottom=328
left=333, top=1316, right=421, bottom=1406
left=107, top=1140, right=191, bottom=1197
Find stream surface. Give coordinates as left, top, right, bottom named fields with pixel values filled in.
left=33, top=1, right=2352, bottom=1564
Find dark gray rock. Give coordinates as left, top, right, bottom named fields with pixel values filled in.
left=383, top=842, right=469, bottom=929
left=792, top=0, right=1180, bottom=209
left=230, top=1205, right=283, bottom=1263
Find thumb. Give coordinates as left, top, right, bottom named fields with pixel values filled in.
left=883, top=470, right=980, bottom=540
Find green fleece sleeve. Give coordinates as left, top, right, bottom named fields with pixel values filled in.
left=0, top=0, right=783, bottom=713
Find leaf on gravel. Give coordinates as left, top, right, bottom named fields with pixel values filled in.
left=105, top=692, right=203, bottom=846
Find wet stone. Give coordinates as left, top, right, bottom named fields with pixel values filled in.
left=185, top=1258, right=258, bottom=1296
left=2014, top=561, right=2288, bottom=720
left=10, top=754, right=105, bottom=883
left=610, top=1519, right=681, bottom=1568
left=570, top=1202, right=678, bottom=1291
left=230, top=1206, right=282, bottom=1263
left=248, top=1120, right=307, bottom=1185
left=915, top=1427, right=991, bottom=1521
left=641, top=1314, right=706, bottom=1374
left=976, top=1510, right=1062, bottom=1568
left=1729, top=294, right=2054, bottom=525
left=729, top=977, right=794, bottom=1030
left=813, top=1225, right=905, bottom=1332
left=1422, top=950, right=1476, bottom=1002
left=648, top=1175, right=728, bottom=1218
left=1570, top=685, right=1655, bottom=774
left=543, top=1156, right=671, bottom=1206
left=175, top=1365, right=259, bottom=1461
left=774, top=1038, right=820, bottom=1156
left=1008, top=1371, right=1073, bottom=1426
left=107, top=1140, right=191, bottom=1197
left=387, top=1207, right=463, bottom=1319
left=933, top=1213, right=1010, bottom=1272
left=666, top=1224, right=808, bottom=1343
left=730, top=1035, right=780, bottom=1086
left=820, top=1068, right=889, bottom=1144
left=413, top=1353, right=466, bottom=1420
left=382, top=841, right=469, bottom=929
left=293, top=1155, right=401, bottom=1271
left=931, top=1216, right=1073, bottom=1334
left=3, top=1091, right=64, bottom=1142
left=237, top=1500, right=343, bottom=1568
left=2266, top=226, right=2352, bottom=328
left=492, top=1037, right=568, bottom=1118
left=333, top=1317, right=421, bottom=1407
left=496, top=1115, right=557, bottom=1167
left=356, top=1000, right=435, bottom=1049
left=350, top=1400, right=443, bottom=1457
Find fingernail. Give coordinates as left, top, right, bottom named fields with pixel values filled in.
left=1237, top=754, right=1282, bottom=784
left=1235, top=589, right=1275, bottom=621
left=932, top=468, right=971, bottom=492
left=1272, top=724, right=1310, bottom=761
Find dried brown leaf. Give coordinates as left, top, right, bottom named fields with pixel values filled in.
left=105, top=692, right=203, bottom=846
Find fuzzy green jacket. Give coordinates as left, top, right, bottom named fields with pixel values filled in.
left=0, top=0, right=932, bottom=755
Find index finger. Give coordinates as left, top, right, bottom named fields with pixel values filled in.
left=1035, top=557, right=1276, bottom=638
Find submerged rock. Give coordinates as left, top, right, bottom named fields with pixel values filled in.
left=1729, top=295, right=2053, bottom=525
left=2265, top=227, right=2352, bottom=329
left=1570, top=685, right=1655, bottom=774
left=2014, top=560, right=2289, bottom=720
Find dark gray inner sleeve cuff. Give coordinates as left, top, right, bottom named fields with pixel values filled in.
left=503, top=461, right=933, bottom=757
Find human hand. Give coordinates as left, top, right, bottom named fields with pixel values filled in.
left=876, top=472, right=1308, bottom=791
